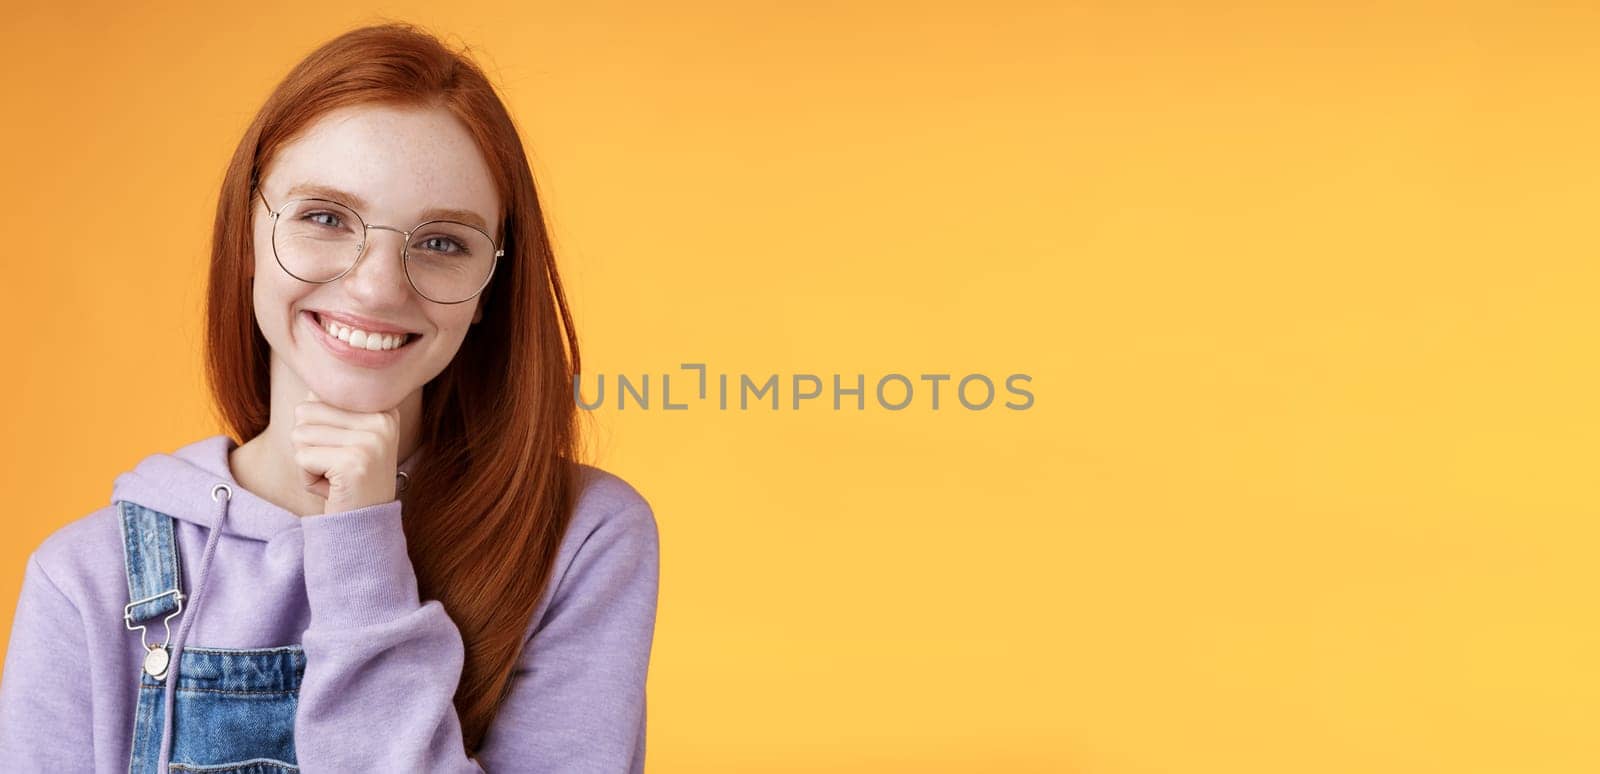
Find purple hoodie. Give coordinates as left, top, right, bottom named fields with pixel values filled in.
left=0, top=433, right=660, bottom=772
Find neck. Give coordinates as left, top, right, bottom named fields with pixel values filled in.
left=229, top=356, right=424, bottom=518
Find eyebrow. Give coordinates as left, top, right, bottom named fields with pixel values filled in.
left=283, top=182, right=492, bottom=232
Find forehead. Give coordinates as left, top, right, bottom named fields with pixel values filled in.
left=263, top=104, right=501, bottom=235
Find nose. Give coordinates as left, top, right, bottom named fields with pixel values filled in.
left=343, top=225, right=415, bottom=304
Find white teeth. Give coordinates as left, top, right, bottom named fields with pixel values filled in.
left=318, top=314, right=408, bottom=351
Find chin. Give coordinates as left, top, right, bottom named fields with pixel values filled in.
left=302, top=374, right=413, bottom=413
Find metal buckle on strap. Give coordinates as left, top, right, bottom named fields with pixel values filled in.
left=124, top=588, right=184, bottom=681
left=123, top=588, right=184, bottom=630
left=124, top=589, right=185, bottom=679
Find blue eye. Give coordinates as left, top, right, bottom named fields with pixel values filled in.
left=304, top=211, right=345, bottom=228
left=419, top=236, right=468, bottom=255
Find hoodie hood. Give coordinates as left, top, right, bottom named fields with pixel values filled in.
left=111, top=434, right=428, bottom=540
left=107, top=432, right=428, bottom=771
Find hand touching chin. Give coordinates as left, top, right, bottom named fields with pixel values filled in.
left=290, top=389, right=402, bottom=515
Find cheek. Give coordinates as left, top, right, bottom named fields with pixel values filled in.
left=432, top=307, right=478, bottom=337
left=249, top=272, right=304, bottom=338
left=427, top=315, right=478, bottom=357
left=253, top=235, right=276, bottom=280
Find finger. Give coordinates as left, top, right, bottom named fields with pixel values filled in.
left=295, top=445, right=331, bottom=492
left=295, top=399, right=376, bottom=430
left=291, top=422, right=388, bottom=465
left=295, top=398, right=397, bottom=432
left=289, top=423, right=373, bottom=449
left=293, top=445, right=354, bottom=490
left=290, top=431, right=386, bottom=480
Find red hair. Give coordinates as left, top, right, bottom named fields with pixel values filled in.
left=203, top=22, right=585, bottom=751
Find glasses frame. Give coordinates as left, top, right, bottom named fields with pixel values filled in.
left=254, top=186, right=505, bottom=305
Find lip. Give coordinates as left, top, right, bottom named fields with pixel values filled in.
left=302, top=310, right=420, bottom=369
left=309, top=309, right=418, bottom=335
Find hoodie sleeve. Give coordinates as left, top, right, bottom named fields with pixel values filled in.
left=0, top=554, right=97, bottom=769
left=294, top=494, right=660, bottom=773
left=475, top=494, right=660, bottom=772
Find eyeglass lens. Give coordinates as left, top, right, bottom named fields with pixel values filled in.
left=273, top=198, right=496, bottom=303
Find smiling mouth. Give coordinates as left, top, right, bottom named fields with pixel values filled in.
left=309, top=311, right=421, bottom=351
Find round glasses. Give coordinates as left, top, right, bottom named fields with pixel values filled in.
left=255, top=187, right=504, bottom=304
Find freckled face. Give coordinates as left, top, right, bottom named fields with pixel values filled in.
left=250, top=103, right=501, bottom=413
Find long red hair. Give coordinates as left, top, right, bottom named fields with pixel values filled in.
left=203, top=22, right=585, bottom=752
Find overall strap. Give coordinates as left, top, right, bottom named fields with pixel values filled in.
left=118, top=501, right=184, bottom=677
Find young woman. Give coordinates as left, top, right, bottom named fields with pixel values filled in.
left=0, top=23, right=660, bottom=773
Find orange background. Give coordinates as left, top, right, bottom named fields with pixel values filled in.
left=3, top=2, right=1598, bottom=772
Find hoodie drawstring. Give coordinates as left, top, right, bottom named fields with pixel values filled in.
left=155, top=482, right=232, bottom=772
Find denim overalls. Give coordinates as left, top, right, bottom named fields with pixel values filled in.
left=120, top=493, right=304, bottom=773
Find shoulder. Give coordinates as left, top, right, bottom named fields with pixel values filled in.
left=539, top=464, right=659, bottom=605
left=519, top=464, right=661, bottom=643
left=568, top=463, right=658, bottom=544
left=23, top=503, right=127, bottom=615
